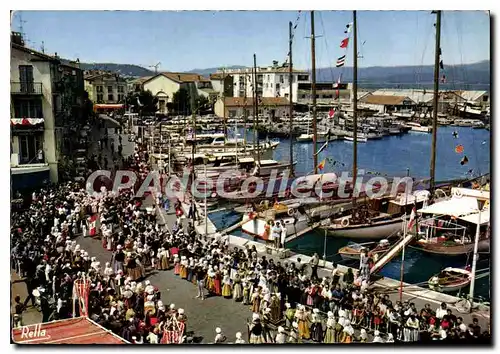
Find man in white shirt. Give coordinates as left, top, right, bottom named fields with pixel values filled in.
left=435, top=302, right=448, bottom=320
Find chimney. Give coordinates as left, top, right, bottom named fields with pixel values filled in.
left=11, top=31, right=24, bottom=46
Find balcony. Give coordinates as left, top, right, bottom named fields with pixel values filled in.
left=11, top=82, right=43, bottom=95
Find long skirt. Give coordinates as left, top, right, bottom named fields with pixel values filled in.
left=214, top=279, right=222, bottom=296
left=180, top=265, right=188, bottom=279
left=174, top=263, right=180, bottom=275
left=127, top=267, right=141, bottom=281
left=221, top=284, right=232, bottom=298
left=311, top=322, right=323, bottom=342
left=249, top=333, right=266, bottom=344
left=324, top=327, right=335, bottom=343
left=232, top=283, right=243, bottom=301
left=306, top=294, right=313, bottom=306
left=159, top=256, right=169, bottom=270
left=298, top=319, right=310, bottom=340
left=242, top=288, right=250, bottom=305
left=102, top=236, right=107, bottom=249
left=206, top=276, right=215, bottom=293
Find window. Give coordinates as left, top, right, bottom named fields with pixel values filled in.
left=265, top=83, right=268, bottom=88
left=13, top=99, right=43, bottom=118
left=118, top=86, right=124, bottom=93
left=118, top=94, right=124, bottom=102
left=298, top=75, right=309, bottom=81
left=483, top=95, right=488, bottom=102
left=18, top=65, right=35, bottom=93
left=108, top=93, right=114, bottom=102
left=96, top=85, right=103, bottom=93
left=19, top=135, right=43, bottom=163
left=276, top=83, right=280, bottom=91
left=280, top=75, right=284, bottom=84
left=97, top=94, right=104, bottom=102
left=107, top=85, right=113, bottom=93
left=285, top=93, right=289, bottom=98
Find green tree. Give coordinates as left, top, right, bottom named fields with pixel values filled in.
left=195, top=95, right=212, bottom=114
left=172, top=88, right=191, bottom=115
left=126, top=89, right=158, bottom=116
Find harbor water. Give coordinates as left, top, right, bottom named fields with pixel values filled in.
left=213, top=126, right=491, bottom=300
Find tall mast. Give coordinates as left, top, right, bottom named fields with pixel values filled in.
left=429, top=10, right=441, bottom=194
left=244, top=73, right=248, bottom=153
left=289, top=21, right=295, bottom=176
left=253, top=54, right=261, bottom=164
left=222, top=67, right=227, bottom=152
left=352, top=10, right=358, bottom=206
left=311, top=11, right=318, bottom=174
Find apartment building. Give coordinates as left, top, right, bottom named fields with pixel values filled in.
left=215, top=62, right=310, bottom=100
left=84, top=71, right=128, bottom=104
left=10, top=32, right=86, bottom=192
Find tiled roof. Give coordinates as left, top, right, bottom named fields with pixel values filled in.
left=210, top=73, right=226, bottom=80
left=160, top=72, right=209, bottom=83
left=362, top=94, right=413, bottom=106
left=132, top=76, right=153, bottom=84
left=223, top=97, right=290, bottom=107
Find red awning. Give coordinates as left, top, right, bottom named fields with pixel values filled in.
left=94, top=104, right=124, bottom=109
left=11, top=118, right=44, bottom=126
left=12, top=317, right=129, bottom=344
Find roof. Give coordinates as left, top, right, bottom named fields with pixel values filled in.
left=418, top=196, right=480, bottom=217
left=84, top=72, right=126, bottom=82
left=362, top=94, right=414, bottom=106
left=453, top=90, right=489, bottom=102
left=210, top=73, right=226, bottom=80
left=218, top=67, right=308, bottom=75
left=458, top=209, right=490, bottom=225
left=223, top=97, right=290, bottom=107
left=11, top=317, right=129, bottom=344
left=159, top=72, right=209, bottom=83
left=371, top=89, right=434, bottom=104
left=11, top=43, right=59, bottom=62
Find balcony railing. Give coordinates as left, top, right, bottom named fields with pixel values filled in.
left=11, top=82, right=43, bottom=95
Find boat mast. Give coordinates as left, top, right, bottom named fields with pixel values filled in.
left=429, top=10, right=441, bottom=195
left=289, top=20, right=295, bottom=176
left=352, top=10, right=358, bottom=207
left=222, top=67, right=227, bottom=153
left=244, top=72, right=248, bottom=153
left=469, top=202, right=483, bottom=304
left=311, top=11, right=318, bottom=174
left=253, top=53, right=261, bottom=164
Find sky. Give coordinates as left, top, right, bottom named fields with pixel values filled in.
left=10, top=10, right=490, bottom=72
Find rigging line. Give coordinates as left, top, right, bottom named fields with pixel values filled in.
left=417, top=13, right=433, bottom=90
left=318, top=12, right=335, bottom=84
left=454, top=12, right=469, bottom=90
left=413, top=11, right=420, bottom=87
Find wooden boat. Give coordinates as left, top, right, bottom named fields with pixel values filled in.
left=344, top=136, right=367, bottom=143
left=339, top=239, right=392, bottom=260
left=409, top=236, right=490, bottom=256
left=428, top=267, right=472, bottom=293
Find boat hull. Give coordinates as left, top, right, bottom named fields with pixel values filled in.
left=409, top=239, right=490, bottom=256
left=326, top=218, right=403, bottom=240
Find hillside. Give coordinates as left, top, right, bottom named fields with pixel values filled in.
left=78, top=60, right=490, bottom=90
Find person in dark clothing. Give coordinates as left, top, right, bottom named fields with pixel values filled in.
left=23, top=277, right=37, bottom=307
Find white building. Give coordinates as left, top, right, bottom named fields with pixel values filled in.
left=217, top=63, right=310, bottom=101
left=10, top=39, right=59, bottom=187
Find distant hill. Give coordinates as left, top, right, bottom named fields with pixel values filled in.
left=78, top=62, right=154, bottom=78
left=77, top=60, right=490, bottom=90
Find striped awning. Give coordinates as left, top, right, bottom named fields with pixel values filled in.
left=11, top=118, right=44, bottom=126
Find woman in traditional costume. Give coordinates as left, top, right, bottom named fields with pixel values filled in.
left=358, top=328, right=368, bottom=343
left=340, top=319, right=354, bottom=343
left=323, top=311, right=336, bottom=343
left=213, top=267, right=222, bottom=296
left=287, top=322, right=300, bottom=343
left=310, top=308, right=324, bottom=342
left=335, top=310, right=345, bottom=342
left=173, top=254, right=180, bottom=275
left=284, top=302, right=296, bottom=328
left=179, top=256, right=188, bottom=279
left=232, top=272, right=243, bottom=302
left=295, top=305, right=311, bottom=341
left=248, top=313, right=266, bottom=344
left=158, top=248, right=170, bottom=270
left=242, top=281, right=251, bottom=305
left=206, top=266, right=216, bottom=294
left=251, top=288, right=262, bottom=313
left=221, top=270, right=232, bottom=298
left=186, top=257, right=195, bottom=282
left=126, top=252, right=141, bottom=281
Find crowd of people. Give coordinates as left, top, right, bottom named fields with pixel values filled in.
left=11, top=123, right=491, bottom=345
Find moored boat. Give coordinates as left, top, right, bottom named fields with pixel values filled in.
left=339, top=239, right=392, bottom=260
left=428, top=267, right=472, bottom=293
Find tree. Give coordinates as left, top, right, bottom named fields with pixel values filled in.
left=126, top=89, right=158, bottom=116
left=195, top=95, right=211, bottom=114
left=172, top=88, right=191, bottom=115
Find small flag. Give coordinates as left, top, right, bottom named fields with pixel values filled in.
left=336, top=55, right=346, bottom=67
left=318, top=159, right=326, bottom=171
left=460, top=156, right=469, bottom=165
left=452, top=131, right=459, bottom=138
left=329, top=109, right=335, bottom=118
left=340, top=38, right=349, bottom=48
left=333, top=75, right=342, bottom=88
left=407, top=206, right=417, bottom=230
left=439, top=60, right=444, bottom=69
left=455, top=144, right=464, bottom=154
left=441, top=75, right=446, bottom=83
left=344, top=22, right=353, bottom=34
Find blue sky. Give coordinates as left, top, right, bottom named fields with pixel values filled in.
left=11, top=10, right=490, bottom=71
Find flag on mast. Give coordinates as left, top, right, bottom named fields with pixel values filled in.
left=317, top=159, right=326, bottom=171
left=336, top=55, right=346, bottom=67
left=340, top=38, right=349, bottom=48
left=407, top=206, right=417, bottom=230
left=344, top=22, right=353, bottom=34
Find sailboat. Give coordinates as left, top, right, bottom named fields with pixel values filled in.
left=322, top=11, right=430, bottom=240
